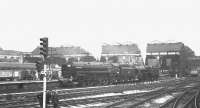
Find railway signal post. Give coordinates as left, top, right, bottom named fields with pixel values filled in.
left=40, top=37, right=48, bottom=108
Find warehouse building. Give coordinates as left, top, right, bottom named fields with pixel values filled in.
left=146, top=42, right=194, bottom=77
left=187, top=56, right=200, bottom=76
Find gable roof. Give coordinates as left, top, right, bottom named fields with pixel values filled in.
left=146, top=42, right=184, bottom=53
left=32, top=46, right=89, bottom=56
left=101, top=44, right=141, bottom=55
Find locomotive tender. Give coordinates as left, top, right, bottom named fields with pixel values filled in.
left=61, top=62, right=159, bottom=87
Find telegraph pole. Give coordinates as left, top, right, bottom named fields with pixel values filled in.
left=40, top=37, right=48, bottom=108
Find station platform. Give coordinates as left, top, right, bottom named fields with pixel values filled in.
left=0, top=80, right=58, bottom=85
left=0, top=80, right=60, bottom=94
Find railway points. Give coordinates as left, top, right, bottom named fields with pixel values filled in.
left=160, top=86, right=200, bottom=108
left=104, top=77, right=200, bottom=108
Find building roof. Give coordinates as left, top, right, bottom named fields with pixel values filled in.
left=72, top=62, right=113, bottom=69
left=101, top=44, right=141, bottom=55
left=32, top=46, right=89, bottom=56
left=0, top=50, right=22, bottom=56
left=0, top=62, right=36, bottom=69
left=146, top=42, right=184, bottom=53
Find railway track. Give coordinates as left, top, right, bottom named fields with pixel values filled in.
left=54, top=77, right=200, bottom=107
left=0, top=82, right=163, bottom=108
left=160, top=85, right=200, bottom=108
left=105, top=77, right=200, bottom=108
left=0, top=77, right=199, bottom=108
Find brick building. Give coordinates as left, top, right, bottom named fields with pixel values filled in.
left=32, top=46, right=90, bottom=62
left=146, top=42, right=194, bottom=76
left=187, top=56, right=200, bottom=72
left=101, top=43, right=143, bottom=65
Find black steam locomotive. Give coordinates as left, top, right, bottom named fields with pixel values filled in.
left=60, top=62, right=159, bottom=87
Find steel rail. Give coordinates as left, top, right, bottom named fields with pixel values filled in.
left=182, top=89, right=200, bottom=108
left=195, top=90, right=200, bottom=108
left=106, top=79, right=200, bottom=108
left=172, top=87, right=200, bottom=108
left=160, top=86, right=200, bottom=108
left=172, top=91, right=190, bottom=108
left=125, top=86, right=191, bottom=108
left=0, top=77, right=199, bottom=108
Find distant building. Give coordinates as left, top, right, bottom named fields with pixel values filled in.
left=0, top=49, right=23, bottom=62
left=101, top=43, right=143, bottom=65
left=32, top=46, right=90, bottom=62
left=146, top=42, right=195, bottom=76
left=187, top=56, right=200, bottom=71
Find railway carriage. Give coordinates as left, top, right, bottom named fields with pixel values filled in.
left=0, top=62, right=37, bottom=81
left=0, top=70, right=15, bottom=81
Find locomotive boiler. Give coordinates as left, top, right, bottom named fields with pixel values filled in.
left=61, top=62, right=159, bottom=87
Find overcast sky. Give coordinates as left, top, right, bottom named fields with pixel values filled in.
left=0, top=0, right=200, bottom=58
